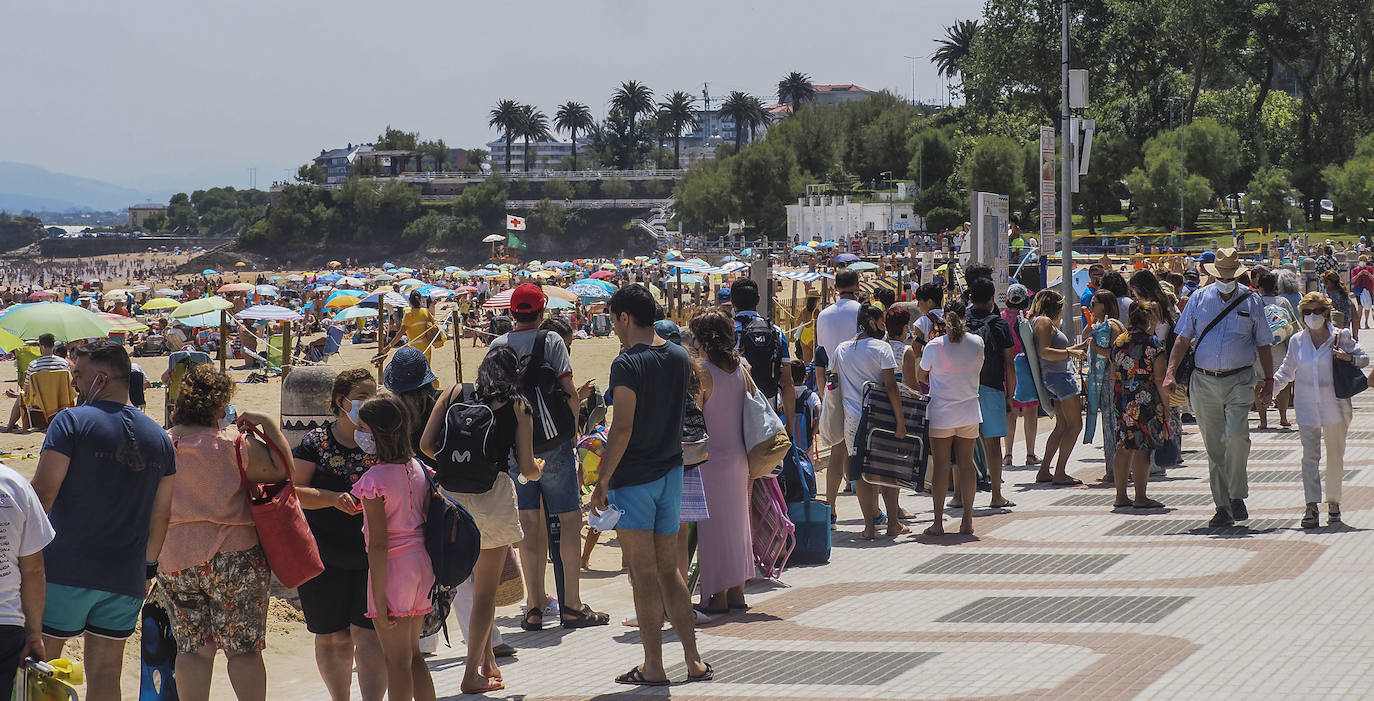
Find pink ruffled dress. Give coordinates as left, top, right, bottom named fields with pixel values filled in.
left=352, top=458, right=434, bottom=618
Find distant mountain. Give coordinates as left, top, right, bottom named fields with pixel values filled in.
left=0, top=162, right=155, bottom=213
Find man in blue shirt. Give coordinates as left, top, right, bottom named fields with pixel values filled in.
left=1163, top=249, right=1274, bottom=527
left=32, top=339, right=176, bottom=700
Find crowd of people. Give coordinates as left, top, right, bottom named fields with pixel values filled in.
left=0, top=237, right=1371, bottom=700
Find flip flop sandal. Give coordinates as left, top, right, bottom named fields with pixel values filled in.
left=1052, top=478, right=1084, bottom=487
left=616, top=666, right=670, bottom=686
left=1133, top=499, right=1165, bottom=509
left=1003, top=455, right=1013, bottom=467
left=990, top=499, right=1016, bottom=508
left=561, top=604, right=610, bottom=629
left=1113, top=501, right=1133, bottom=509
left=686, top=662, right=715, bottom=683
left=491, top=643, right=517, bottom=658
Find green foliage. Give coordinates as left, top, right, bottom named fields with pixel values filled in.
left=925, top=207, right=965, bottom=233
left=641, top=179, right=667, bottom=198
left=466, top=148, right=488, bottom=169
left=1142, top=118, right=1242, bottom=196
left=543, top=178, right=573, bottom=201
left=1076, top=132, right=1136, bottom=233
left=1323, top=138, right=1374, bottom=232
left=554, top=102, right=595, bottom=171
left=915, top=181, right=962, bottom=218
left=610, top=81, right=655, bottom=168
left=907, top=127, right=957, bottom=189
left=601, top=177, right=631, bottom=201
left=530, top=199, right=580, bottom=234
left=1125, top=146, right=1213, bottom=227
left=731, top=140, right=802, bottom=237
left=0, top=212, right=44, bottom=251
left=374, top=125, right=419, bottom=151
left=1245, top=166, right=1298, bottom=233
left=296, top=164, right=326, bottom=185
left=776, top=72, right=815, bottom=113
left=675, top=158, right=736, bottom=233
left=962, top=135, right=1027, bottom=205
left=572, top=180, right=595, bottom=199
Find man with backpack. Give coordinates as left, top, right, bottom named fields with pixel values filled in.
left=489, top=283, right=609, bottom=631
left=965, top=277, right=1017, bottom=509
left=729, top=278, right=797, bottom=435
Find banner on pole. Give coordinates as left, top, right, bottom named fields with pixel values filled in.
left=1039, top=126, right=1056, bottom=256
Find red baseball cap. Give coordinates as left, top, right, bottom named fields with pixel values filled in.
left=510, top=283, right=546, bottom=313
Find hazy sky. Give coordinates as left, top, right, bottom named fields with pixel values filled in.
left=3, top=0, right=983, bottom=194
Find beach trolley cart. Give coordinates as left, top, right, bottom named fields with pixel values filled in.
left=590, top=313, right=613, bottom=337
left=850, top=382, right=931, bottom=490
left=17, top=659, right=82, bottom=701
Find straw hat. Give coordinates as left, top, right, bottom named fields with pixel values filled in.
left=1204, top=248, right=1243, bottom=278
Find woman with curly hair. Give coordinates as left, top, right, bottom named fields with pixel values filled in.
left=157, top=365, right=292, bottom=701
left=686, top=309, right=753, bottom=613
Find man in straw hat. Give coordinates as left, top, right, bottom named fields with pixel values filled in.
left=1163, top=248, right=1276, bottom=527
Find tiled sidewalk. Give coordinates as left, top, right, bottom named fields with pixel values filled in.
left=312, top=373, right=1374, bottom=700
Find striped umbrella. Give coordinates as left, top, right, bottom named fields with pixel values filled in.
left=481, top=288, right=515, bottom=309
left=235, top=304, right=304, bottom=322
left=100, top=313, right=149, bottom=332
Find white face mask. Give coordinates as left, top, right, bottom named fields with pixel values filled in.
left=1216, top=280, right=1237, bottom=294
left=354, top=429, right=377, bottom=454
left=1304, top=314, right=1326, bottom=330
left=347, top=399, right=362, bottom=425
left=218, top=404, right=237, bottom=430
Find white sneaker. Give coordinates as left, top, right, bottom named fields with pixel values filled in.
left=543, top=596, right=560, bottom=617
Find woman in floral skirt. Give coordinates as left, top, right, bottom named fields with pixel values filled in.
left=1110, top=300, right=1167, bottom=510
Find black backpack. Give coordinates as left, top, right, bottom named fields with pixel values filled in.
left=435, top=385, right=510, bottom=494
left=518, top=331, right=577, bottom=452
left=423, top=470, right=481, bottom=588
left=964, top=311, right=1006, bottom=380
left=736, top=313, right=783, bottom=398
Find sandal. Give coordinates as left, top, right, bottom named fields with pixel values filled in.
left=685, top=662, right=715, bottom=683
left=561, top=604, right=610, bottom=629
left=1052, top=477, right=1084, bottom=487
left=1003, top=454, right=1014, bottom=467
left=1133, top=498, right=1165, bottom=509
left=460, top=678, right=505, bottom=694
left=1113, top=501, right=1133, bottom=509
left=694, top=603, right=729, bottom=615
left=491, top=643, right=517, bottom=658
left=520, top=606, right=543, bottom=631
left=616, top=666, right=670, bottom=686
left=989, top=499, right=1016, bottom=508
left=1026, top=454, right=1040, bottom=465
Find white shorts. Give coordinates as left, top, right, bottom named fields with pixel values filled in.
left=1360, top=289, right=1372, bottom=308
left=930, top=424, right=980, bottom=439
left=819, top=385, right=846, bottom=450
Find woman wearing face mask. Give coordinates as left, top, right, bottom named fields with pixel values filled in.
left=157, top=365, right=292, bottom=701
left=290, top=368, right=386, bottom=701
left=1272, top=293, right=1368, bottom=529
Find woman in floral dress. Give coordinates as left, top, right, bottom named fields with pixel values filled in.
left=1110, top=300, right=1167, bottom=510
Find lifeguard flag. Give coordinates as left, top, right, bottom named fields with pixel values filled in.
left=507, top=233, right=527, bottom=250
left=506, top=214, right=526, bottom=231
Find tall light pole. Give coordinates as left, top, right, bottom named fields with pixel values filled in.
left=1059, top=0, right=1075, bottom=337
left=903, top=55, right=919, bottom=106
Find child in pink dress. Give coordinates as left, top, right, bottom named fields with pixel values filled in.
left=352, top=396, right=435, bottom=701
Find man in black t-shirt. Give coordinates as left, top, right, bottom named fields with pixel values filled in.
left=966, top=278, right=1017, bottom=509
left=591, top=284, right=712, bottom=686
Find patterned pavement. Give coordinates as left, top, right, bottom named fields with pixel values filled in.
left=296, top=357, right=1374, bottom=700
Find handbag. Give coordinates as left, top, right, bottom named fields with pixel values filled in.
left=234, top=426, right=325, bottom=589
left=741, top=370, right=790, bottom=479
left=1177, top=291, right=1251, bottom=387
left=1333, top=336, right=1369, bottom=398
left=493, top=546, right=524, bottom=607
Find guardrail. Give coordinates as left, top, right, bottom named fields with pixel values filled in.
left=397, top=168, right=686, bottom=182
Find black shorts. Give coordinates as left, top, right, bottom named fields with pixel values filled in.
left=296, top=565, right=373, bottom=635
left=0, top=625, right=23, bottom=695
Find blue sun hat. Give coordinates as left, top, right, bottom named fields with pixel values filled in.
left=383, top=346, right=438, bottom=393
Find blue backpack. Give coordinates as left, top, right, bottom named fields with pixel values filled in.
left=779, top=445, right=817, bottom=503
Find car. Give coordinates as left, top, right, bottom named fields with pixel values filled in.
left=1321, top=198, right=1335, bottom=215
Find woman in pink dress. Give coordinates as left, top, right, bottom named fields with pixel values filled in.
left=352, top=396, right=435, bottom=701
left=688, top=309, right=753, bottom=613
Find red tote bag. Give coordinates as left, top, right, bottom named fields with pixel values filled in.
left=234, top=426, right=325, bottom=588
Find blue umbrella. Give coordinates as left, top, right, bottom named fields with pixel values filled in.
left=739, top=248, right=753, bottom=257
left=835, top=253, right=860, bottom=263
left=721, top=256, right=738, bottom=262
left=568, top=283, right=612, bottom=298
left=319, top=273, right=342, bottom=283
left=793, top=245, right=816, bottom=253
left=201, top=269, right=217, bottom=275
left=546, top=297, right=574, bottom=309
left=443, top=265, right=460, bottom=273
left=173, top=310, right=223, bottom=328
left=382, top=262, right=395, bottom=269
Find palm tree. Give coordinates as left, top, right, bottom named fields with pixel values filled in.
left=610, top=80, right=654, bottom=168
left=657, top=91, right=699, bottom=169
left=719, top=91, right=754, bottom=151
left=554, top=101, right=594, bottom=171
left=516, top=105, right=550, bottom=173
left=776, top=71, right=815, bottom=115
left=931, top=19, right=979, bottom=82
left=488, top=99, right=523, bottom=173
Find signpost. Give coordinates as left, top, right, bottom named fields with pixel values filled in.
left=1039, top=125, right=1056, bottom=291
left=971, top=192, right=1011, bottom=305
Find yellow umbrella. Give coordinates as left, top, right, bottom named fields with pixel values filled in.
left=171, top=296, right=233, bottom=319
left=600, top=263, right=618, bottom=271
left=328, top=260, right=342, bottom=268
left=325, top=296, right=359, bottom=309
left=140, top=298, right=181, bottom=311
left=235, top=261, right=247, bottom=267
left=807, top=240, right=819, bottom=247
left=0, top=327, right=20, bottom=353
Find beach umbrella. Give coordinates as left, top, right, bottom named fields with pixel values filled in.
left=140, top=298, right=181, bottom=311
left=236, top=304, right=304, bottom=322
left=393, top=267, right=414, bottom=275
left=793, top=245, right=816, bottom=253
left=338, top=276, right=366, bottom=287
left=819, top=241, right=839, bottom=248
left=359, top=291, right=408, bottom=308
left=255, top=285, right=279, bottom=297
left=201, top=269, right=217, bottom=275
left=849, top=261, right=879, bottom=271
left=721, top=256, right=738, bottom=262
left=807, top=241, right=820, bottom=248
left=397, top=278, right=424, bottom=289
left=589, top=270, right=616, bottom=280
left=319, top=273, right=342, bottom=283
left=834, top=253, right=860, bottom=263
left=333, top=306, right=378, bottom=321
left=599, top=263, right=618, bottom=271
left=172, top=311, right=223, bottom=328
left=130, top=285, right=151, bottom=293
left=443, top=265, right=460, bottom=273
left=155, top=288, right=183, bottom=297
left=482, top=234, right=505, bottom=243
left=420, top=287, right=451, bottom=298
left=285, top=274, right=303, bottom=282
left=738, top=248, right=753, bottom=257
left=235, top=262, right=247, bottom=268
left=374, top=273, right=396, bottom=282
left=672, top=274, right=706, bottom=285
left=382, top=262, right=395, bottom=269
left=328, top=260, right=342, bottom=268
left=218, top=282, right=254, bottom=294
left=0, top=302, right=112, bottom=341
left=324, top=295, right=359, bottom=310
left=26, top=291, right=55, bottom=302
left=0, top=327, right=22, bottom=353
left=547, top=297, right=574, bottom=309
left=481, top=288, right=515, bottom=309
left=544, top=286, right=577, bottom=302
left=100, top=313, right=149, bottom=332
left=567, top=282, right=612, bottom=299
left=171, top=296, right=233, bottom=319
left=332, top=289, right=367, bottom=298
left=583, top=278, right=616, bottom=292
left=269, top=276, right=283, bottom=281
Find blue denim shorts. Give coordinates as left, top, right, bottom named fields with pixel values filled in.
left=510, top=440, right=581, bottom=515
left=1042, top=371, right=1081, bottom=401
left=607, top=468, right=683, bottom=536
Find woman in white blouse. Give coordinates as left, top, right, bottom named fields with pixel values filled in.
left=1272, top=292, right=1368, bottom=529
left=914, top=299, right=984, bottom=536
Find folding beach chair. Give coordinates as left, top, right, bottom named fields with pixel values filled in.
left=21, top=370, right=77, bottom=430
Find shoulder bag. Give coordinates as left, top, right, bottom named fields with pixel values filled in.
left=1176, top=291, right=1251, bottom=387
left=1333, top=330, right=1369, bottom=399
left=742, top=370, right=790, bottom=479
left=234, top=426, right=325, bottom=589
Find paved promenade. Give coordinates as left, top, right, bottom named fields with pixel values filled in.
left=298, top=370, right=1374, bottom=700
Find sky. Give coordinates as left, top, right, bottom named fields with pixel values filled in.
left=2, top=0, right=984, bottom=195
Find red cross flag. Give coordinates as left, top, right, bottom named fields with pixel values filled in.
left=506, top=215, right=526, bottom=231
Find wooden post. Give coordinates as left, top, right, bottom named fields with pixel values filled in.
left=282, top=320, right=292, bottom=378
left=218, top=310, right=226, bottom=372
left=375, top=302, right=386, bottom=382
left=451, top=308, right=463, bottom=383
left=789, top=280, right=798, bottom=321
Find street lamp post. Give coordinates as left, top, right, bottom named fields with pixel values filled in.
left=1059, top=0, right=1076, bottom=338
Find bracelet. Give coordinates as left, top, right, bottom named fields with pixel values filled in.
left=146, top=562, right=159, bottom=580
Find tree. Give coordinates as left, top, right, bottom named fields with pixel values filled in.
left=657, top=90, right=700, bottom=169
left=601, top=177, right=631, bottom=203
left=1245, top=167, right=1299, bottom=233
left=777, top=71, right=815, bottom=114
left=1125, top=146, right=1213, bottom=228
left=543, top=177, right=573, bottom=201
left=488, top=100, right=523, bottom=173
left=731, top=140, right=803, bottom=237
left=675, top=157, right=736, bottom=233
left=554, top=101, right=595, bottom=171
left=418, top=139, right=449, bottom=172
left=295, top=164, right=326, bottom=185
left=466, top=148, right=488, bottom=171
left=962, top=135, right=1027, bottom=205
left=375, top=126, right=421, bottom=171
left=907, top=127, right=957, bottom=190
left=931, top=19, right=979, bottom=83
left=448, top=176, right=509, bottom=244
left=516, top=105, right=549, bottom=172
left=1075, top=132, right=1136, bottom=235
left=1323, top=136, right=1374, bottom=232
left=720, top=91, right=766, bottom=152
left=610, top=81, right=655, bottom=168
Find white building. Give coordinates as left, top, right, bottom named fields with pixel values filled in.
left=487, top=134, right=576, bottom=173
left=785, top=189, right=918, bottom=244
